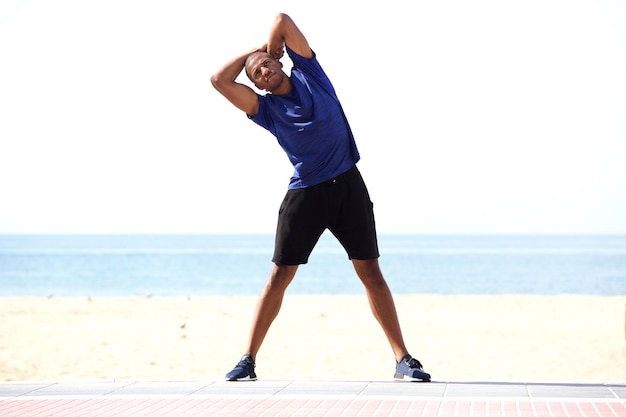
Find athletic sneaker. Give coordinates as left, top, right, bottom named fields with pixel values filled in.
left=394, top=354, right=431, bottom=382
left=225, top=355, right=257, bottom=381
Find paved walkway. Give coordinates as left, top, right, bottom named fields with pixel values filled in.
left=1, top=380, right=625, bottom=416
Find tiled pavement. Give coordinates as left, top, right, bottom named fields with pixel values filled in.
left=0, top=380, right=625, bottom=416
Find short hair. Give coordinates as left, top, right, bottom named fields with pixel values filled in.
left=244, top=52, right=273, bottom=82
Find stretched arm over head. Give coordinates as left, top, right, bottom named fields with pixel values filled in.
left=267, top=13, right=313, bottom=60
left=210, top=45, right=265, bottom=116
left=210, top=13, right=313, bottom=116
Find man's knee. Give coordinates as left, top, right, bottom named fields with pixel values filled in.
left=353, top=258, right=386, bottom=284
left=352, top=258, right=381, bottom=273
left=265, top=263, right=298, bottom=291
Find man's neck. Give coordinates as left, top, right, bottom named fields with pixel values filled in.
left=269, top=76, right=292, bottom=96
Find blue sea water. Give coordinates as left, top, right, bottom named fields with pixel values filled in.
left=0, top=234, right=625, bottom=296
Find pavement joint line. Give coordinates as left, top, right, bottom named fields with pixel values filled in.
left=2, top=395, right=624, bottom=402
left=607, top=386, right=620, bottom=399
left=1, top=381, right=625, bottom=397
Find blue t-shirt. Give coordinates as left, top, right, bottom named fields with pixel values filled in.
left=250, top=47, right=360, bottom=189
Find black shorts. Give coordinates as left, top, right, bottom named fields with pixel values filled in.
left=272, top=165, right=380, bottom=265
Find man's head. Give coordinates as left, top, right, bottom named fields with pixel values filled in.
left=245, top=52, right=287, bottom=92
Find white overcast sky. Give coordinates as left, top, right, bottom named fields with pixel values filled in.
left=1, top=0, right=625, bottom=234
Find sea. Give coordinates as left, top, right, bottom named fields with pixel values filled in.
left=0, top=234, right=625, bottom=297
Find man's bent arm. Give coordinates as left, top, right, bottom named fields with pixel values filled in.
left=210, top=47, right=262, bottom=117
left=211, top=14, right=312, bottom=117
left=268, top=13, right=313, bottom=60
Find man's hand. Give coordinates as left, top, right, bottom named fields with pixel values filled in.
left=256, top=42, right=283, bottom=61
left=269, top=43, right=285, bottom=61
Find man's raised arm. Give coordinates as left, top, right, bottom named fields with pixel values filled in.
left=267, top=13, right=313, bottom=60
left=210, top=47, right=264, bottom=117
left=210, top=14, right=312, bottom=116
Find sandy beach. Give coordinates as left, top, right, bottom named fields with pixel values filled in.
left=1, top=295, right=624, bottom=382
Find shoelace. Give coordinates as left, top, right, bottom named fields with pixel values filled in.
left=405, top=357, right=423, bottom=369
left=240, top=356, right=254, bottom=367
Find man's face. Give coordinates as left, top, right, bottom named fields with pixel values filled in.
left=246, top=53, right=285, bottom=92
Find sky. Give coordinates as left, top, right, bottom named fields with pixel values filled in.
left=1, top=0, right=625, bottom=234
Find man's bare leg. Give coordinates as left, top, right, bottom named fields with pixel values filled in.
left=352, top=258, right=409, bottom=361
left=225, top=263, right=298, bottom=380
left=353, top=258, right=431, bottom=381
left=245, top=263, right=298, bottom=360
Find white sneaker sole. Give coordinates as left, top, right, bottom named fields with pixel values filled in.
left=393, top=372, right=430, bottom=382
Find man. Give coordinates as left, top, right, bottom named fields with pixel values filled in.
left=211, top=13, right=430, bottom=382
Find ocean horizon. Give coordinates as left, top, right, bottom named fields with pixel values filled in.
left=0, top=233, right=625, bottom=297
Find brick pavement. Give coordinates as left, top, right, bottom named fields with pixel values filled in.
left=1, top=380, right=624, bottom=416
